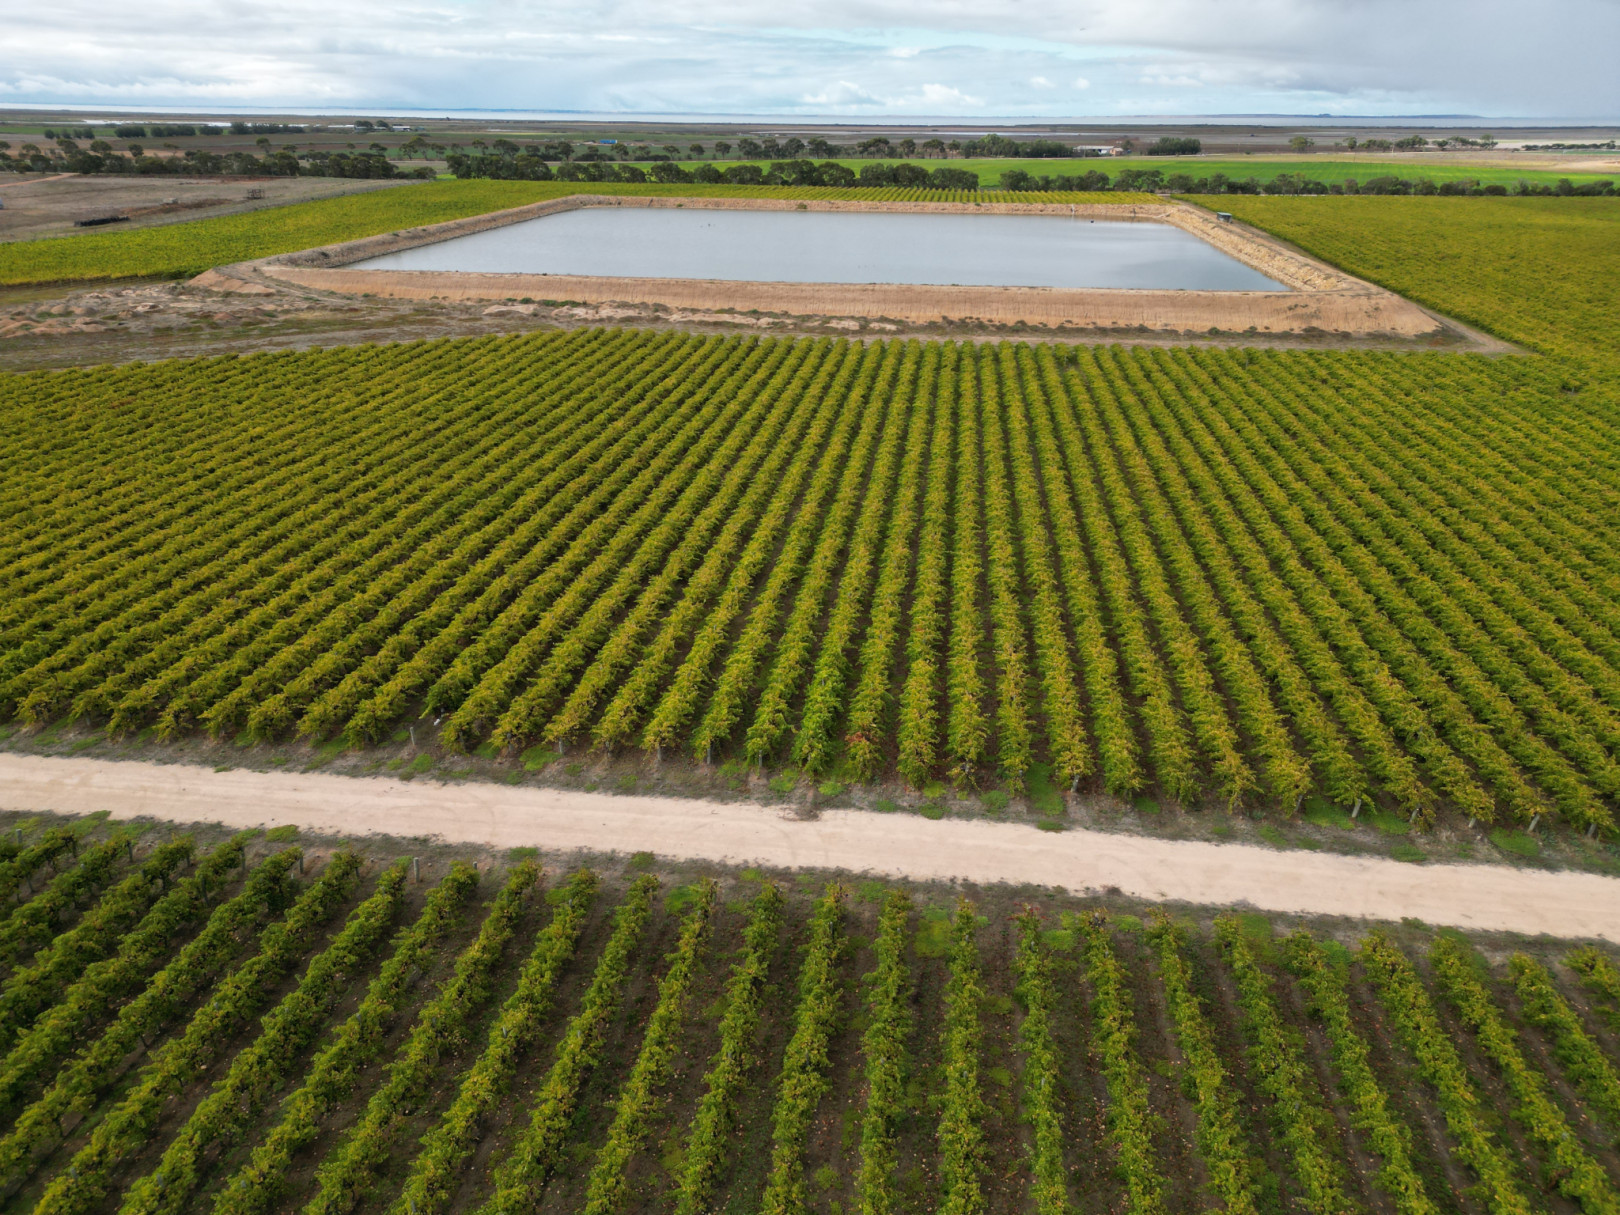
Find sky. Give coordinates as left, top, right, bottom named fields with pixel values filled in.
left=3, top=0, right=1618, bottom=119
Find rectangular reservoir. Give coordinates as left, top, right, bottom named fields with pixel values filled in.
left=349, top=206, right=1288, bottom=292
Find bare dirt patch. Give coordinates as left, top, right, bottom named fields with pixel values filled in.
left=0, top=271, right=1510, bottom=373
left=0, top=172, right=408, bottom=243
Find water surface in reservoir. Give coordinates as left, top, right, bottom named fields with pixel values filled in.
left=350, top=207, right=1288, bottom=291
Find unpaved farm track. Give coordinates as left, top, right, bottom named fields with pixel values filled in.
left=2, top=753, right=1616, bottom=941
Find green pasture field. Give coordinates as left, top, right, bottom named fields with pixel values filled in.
left=0, top=180, right=1150, bottom=287
left=664, top=154, right=1618, bottom=189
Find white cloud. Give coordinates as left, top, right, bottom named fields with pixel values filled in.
left=1139, top=71, right=1205, bottom=88
left=797, top=79, right=982, bottom=111
left=1029, top=75, right=1053, bottom=88
left=1073, top=75, right=1091, bottom=89
left=800, top=80, right=885, bottom=106
left=917, top=82, right=983, bottom=107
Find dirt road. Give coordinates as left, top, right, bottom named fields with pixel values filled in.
left=2, top=753, right=1616, bottom=940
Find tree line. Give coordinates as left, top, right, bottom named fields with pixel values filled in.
left=0, top=138, right=426, bottom=180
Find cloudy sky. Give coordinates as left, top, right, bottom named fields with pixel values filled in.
left=4, top=0, right=1617, bottom=118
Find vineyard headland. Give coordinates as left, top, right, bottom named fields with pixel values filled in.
left=0, top=809, right=1618, bottom=1215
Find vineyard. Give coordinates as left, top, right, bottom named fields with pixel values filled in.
left=1193, top=196, right=1620, bottom=368
left=0, top=181, right=1150, bottom=287
left=5, top=190, right=1620, bottom=833
left=1, top=820, right=1620, bottom=1215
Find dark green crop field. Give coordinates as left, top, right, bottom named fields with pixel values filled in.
left=0, top=819, right=1618, bottom=1215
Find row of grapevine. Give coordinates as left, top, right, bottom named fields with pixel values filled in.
left=0, top=825, right=80, bottom=904
left=759, top=885, right=848, bottom=1215
left=1358, top=931, right=1532, bottom=1215
left=1283, top=933, right=1438, bottom=1215
left=595, top=345, right=857, bottom=751
left=855, top=891, right=913, bottom=1214
left=1429, top=935, right=1620, bottom=1215
left=1078, top=914, right=1167, bottom=1215
left=117, top=859, right=413, bottom=1215
left=0, top=833, right=250, bottom=1117
left=0, top=833, right=134, bottom=968
left=1012, top=912, right=1072, bottom=1215
left=1146, top=916, right=1261, bottom=1215
left=389, top=867, right=597, bottom=1215
left=209, top=860, right=483, bottom=1215
left=1213, top=916, right=1353, bottom=1215
left=671, top=882, right=785, bottom=1215
left=1508, top=954, right=1620, bottom=1133
left=539, top=345, right=838, bottom=750
left=1570, top=948, right=1620, bottom=1029
left=0, top=836, right=194, bottom=1050
left=33, top=850, right=362, bottom=1215
left=581, top=881, right=717, bottom=1215
left=936, top=900, right=989, bottom=1215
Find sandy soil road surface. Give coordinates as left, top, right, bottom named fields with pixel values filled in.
left=2, top=753, right=1616, bottom=941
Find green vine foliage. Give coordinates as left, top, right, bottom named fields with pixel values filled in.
left=856, top=890, right=913, bottom=1215
left=210, top=860, right=482, bottom=1215
left=0, top=833, right=135, bottom=969
left=1510, top=953, right=1620, bottom=1136
left=1014, top=910, right=1072, bottom=1215
left=759, top=884, right=849, bottom=1215
left=387, top=867, right=598, bottom=1215
left=672, top=881, right=785, bottom=1215
left=0, top=847, right=301, bottom=1191
left=1214, top=916, right=1353, bottom=1215
left=1147, top=915, right=1261, bottom=1215
left=479, top=874, right=660, bottom=1215
left=0, top=824, right=81, bottom=905
left=1078, top=912, right=1167, bottom=1215
left=581, top=880, right=717, bottom=1215
left=937, top=899, right=989, bottom=1215
left=1284, top=931, right=1437, bottom=1215
left=1359, top=931, right=1533, bottom=1215
left=1568, top=948, right=1620, bottom=1033
left=0, top=836, right=193, bottom=1052
left=32, top=850, right=363, bottom=1215
left=303, top=862, right=540, bottom=1215
left=1430, top=935, right=1620, bottom=1215
left=120, top=858, right=413, bottom=1215
left=0, top=832, right=249, bottom=1118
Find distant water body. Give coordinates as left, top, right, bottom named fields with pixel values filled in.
left=351, top=208, right=1288, bottom=291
